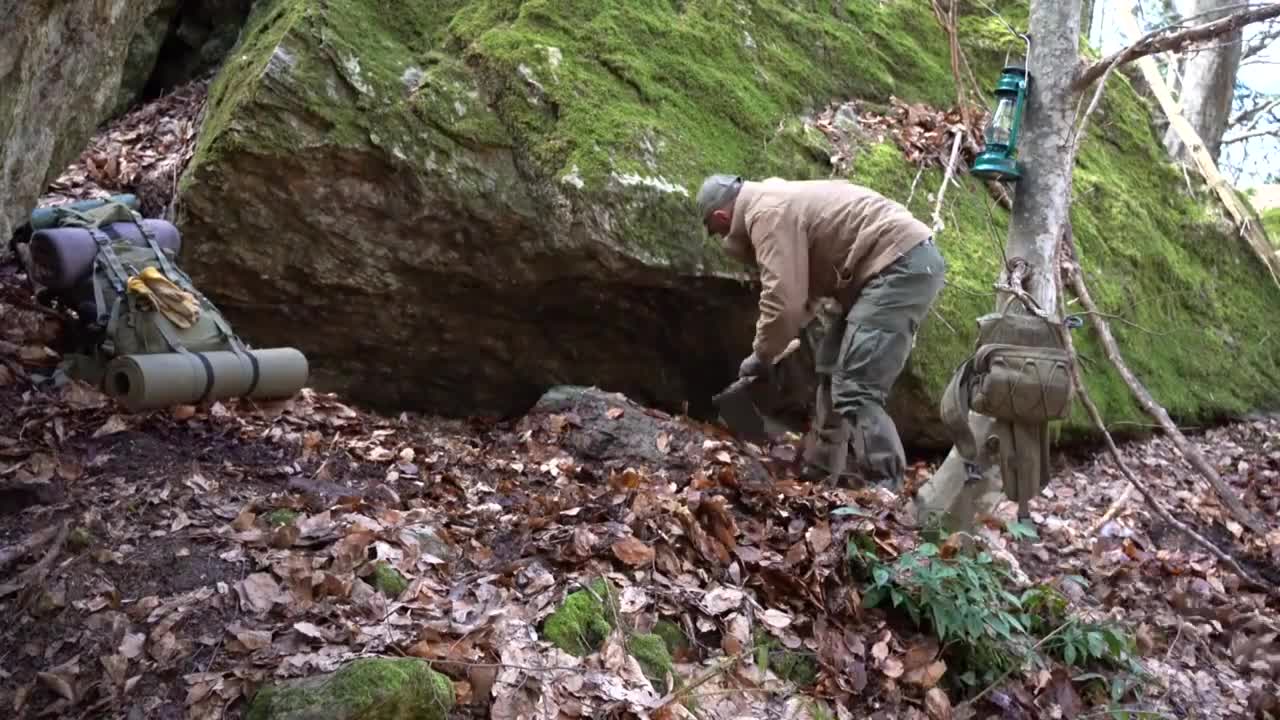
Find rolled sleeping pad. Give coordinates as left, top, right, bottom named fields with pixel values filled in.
left=29, top=194, right=140, bottom=230
left=28, top=219, right=182, bottom=290
left=103, top=347, right=310, bottom=412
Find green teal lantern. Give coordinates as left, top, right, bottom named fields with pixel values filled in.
left=973, top=63, right=1029, bottom=182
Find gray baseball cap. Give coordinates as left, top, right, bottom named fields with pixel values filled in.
left=695, top=174, right=742, bottom=222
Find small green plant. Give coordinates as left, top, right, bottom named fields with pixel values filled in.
left=1020, top=582, right=1143, bottom=675
left=847, top=534, right=1145, bottom=694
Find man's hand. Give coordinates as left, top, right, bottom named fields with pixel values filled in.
left=738, top=351, right=770, bottom=380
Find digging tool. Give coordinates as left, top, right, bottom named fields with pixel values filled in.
left=712, top=338, right=802, bottom=443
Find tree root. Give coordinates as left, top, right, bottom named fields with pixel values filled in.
left=0, top=522, right=64, bottom=573
left=0, top=520, right=70, bottom=602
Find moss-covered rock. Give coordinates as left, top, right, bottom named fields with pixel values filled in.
left=652, top=619, right=691, bottom=661
left=628, top=632, right=676, bottom=693
left=176, top=0, right=1280, bottom=442
left=540, top=578, right=615, bottom=656
left=245, top=657, right=454, bottom=720
left=264, top=509, right=300, bottom=527
left=1264, top=208, right=1280, bottom=248
left=371, top=562, right=408, bottom=598
left=2, top=0, right=166, bottom=245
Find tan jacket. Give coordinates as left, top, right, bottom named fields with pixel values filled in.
left=723, top=178, right=931, bottom=361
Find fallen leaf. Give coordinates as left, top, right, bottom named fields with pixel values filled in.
left=701, top=587, right=744, bottom=615
left=93, top=415, right=129, bottom=437
left=237, top=573, right=283, bottom=614
left=759, top=608, right=793, bottom=630
left=612, top=536, right=655, bottom=567
left=230, top=627, right=273, bottom=651
left=925, top=687, right=952, bottom=720
left=807, top=521, right=832, bottom=554
left=656, top=432, right=671, bottom=454
left=883, top=656, right=904, bottom=679
left=607, top=407, right=625, bottom=419
left=120, top=632, right=146, bottom=659
left=872, top=640, right=890, bottom=662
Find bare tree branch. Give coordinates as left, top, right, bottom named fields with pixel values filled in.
left=1075, top=4, right=1280, bottom=90
left=1229, top=95, right=1280, bottom=129
left=1242, top=19, right=1280, bottom=59
left=1221, top=126, right=1280, bottom=144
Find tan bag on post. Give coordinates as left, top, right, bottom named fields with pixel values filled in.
left=938, top=295, right=1076, bottom=511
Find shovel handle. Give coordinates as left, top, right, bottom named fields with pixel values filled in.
left=714, top=337, right=803, bottom=400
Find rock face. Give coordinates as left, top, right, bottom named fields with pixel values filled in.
left=112, top=0, right=254, bottom=116
left=0, top=0, right=164, bottom=244
left=176, top=0, right=1280, bottom=445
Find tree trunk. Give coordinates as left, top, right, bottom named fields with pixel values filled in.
left=1163, top=0, right=1243, bottom=164
left=913, top=0, right=1083, bottom=531
left=1001, top=0, right=1083, bottom=314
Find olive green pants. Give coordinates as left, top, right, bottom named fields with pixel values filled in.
left=803, top=239, right=947, bottom=486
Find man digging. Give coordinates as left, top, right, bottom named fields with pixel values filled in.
left=697, top=174, right=947, bottom=488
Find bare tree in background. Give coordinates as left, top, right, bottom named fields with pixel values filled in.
left=1161, top=0, right=1244, bottom=164
left=1124, top=0, right=1279, bottom=181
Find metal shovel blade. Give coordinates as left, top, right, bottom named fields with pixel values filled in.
left=712, top=377, right=768, bottom=444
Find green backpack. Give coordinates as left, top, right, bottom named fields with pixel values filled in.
left=44, top=201, right=252, bottom=385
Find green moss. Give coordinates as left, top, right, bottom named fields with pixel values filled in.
left=652, top=620, right=690, bottom=660
left=265, top=509, right=300, bottom=527
left=753, top=632, right=818, bottom=687
left=627, top=633, right=676, bottom=693
left=67, top=527, right=93, bottom=551
left=1264, top=208, right=1280, bottom=248
left=245, top=657, right=454, bottom=720
left=540, top=578, right=616, bottom=656
left=845, top=67, right=1280, bottom=440
left=449, top=0, right=956, bottom=187
left=371, top=562, right=409, bottom=598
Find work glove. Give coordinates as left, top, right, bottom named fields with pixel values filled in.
left=738, top=351, right=771, bottom=381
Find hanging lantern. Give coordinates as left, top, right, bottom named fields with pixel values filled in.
left=973, top=63, right=1029, bottom=182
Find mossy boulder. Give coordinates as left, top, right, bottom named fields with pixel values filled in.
left=176, top=0, right=1280, bottom=444
left=540, top=579, right=616, bottom=656
left=370, top=562, right=408, bottom=598
left=628, top=632, right=677, bottom=693
left=245, top=657, right=454, bottom=720
left=2, top=0, right=165, bottom=244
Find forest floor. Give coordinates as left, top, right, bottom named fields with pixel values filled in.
left=3, top=80, right=1280, bottom=720
left=1, top=253, right=1279, bottom=720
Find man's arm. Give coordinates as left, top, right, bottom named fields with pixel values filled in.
left=749, top=207, right=809, bottom=362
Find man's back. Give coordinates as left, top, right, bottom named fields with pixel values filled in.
left=733, top=178, right=931, bottom=304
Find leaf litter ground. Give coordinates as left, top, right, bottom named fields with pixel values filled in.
left=3, top=80, right=1280, bottom=720
left=1, top=252, right=1279, bottom=718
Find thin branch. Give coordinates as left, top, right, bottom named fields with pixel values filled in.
left=1075, top=4, right=1280, bottom=90
left=1229, top=95, right=1280, bottom=131
left=1061, top=243, right=1265, bottom=537
left=1086, top=485, right=1134, bottom=536
left=0, top=523, right=64, bottom=571
left=1056, top=230, right=1276, bottom=597
left=932, top=128, right=966, bottom=234
left=1242, top=20, right=1280, bottom=59
left=1220, top=127, right=1280, bottom=145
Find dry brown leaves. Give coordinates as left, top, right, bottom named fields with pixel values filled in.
left=805, top=97, right=987, bottom=179
left=39, top=78, right=209, bottom=218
